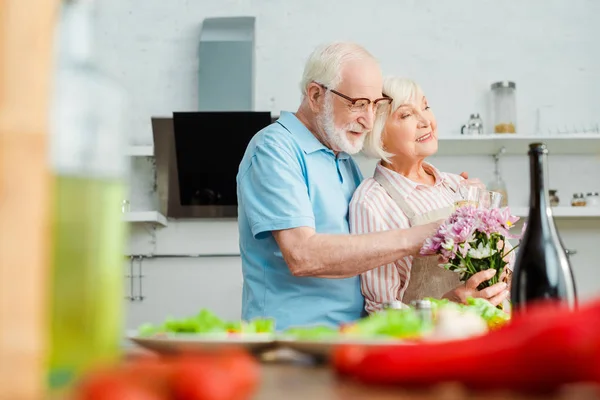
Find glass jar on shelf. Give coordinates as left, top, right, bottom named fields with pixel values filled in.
left=571, top=193, right=587, bottom=207
left=586, top=192, right=600, bottom=207
left=491, top=81, right=517, bottom=134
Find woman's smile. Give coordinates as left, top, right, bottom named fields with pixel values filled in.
left=416, top=132, right=433, bottom=143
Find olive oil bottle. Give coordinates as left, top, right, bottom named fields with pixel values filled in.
left=47, top=0, right=128, bottom=393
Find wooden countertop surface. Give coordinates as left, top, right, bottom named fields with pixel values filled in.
left=255, top=363, right=600, bottom=400
left=125, top=347, right=600, bottom=399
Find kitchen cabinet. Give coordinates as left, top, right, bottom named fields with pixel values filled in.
left=123, top=256, right=243, bottom=333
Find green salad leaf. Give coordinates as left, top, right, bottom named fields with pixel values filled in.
left=242, top=318, right=276, bottom=333
left=282, top=325, right=339, bottom=340
left=423, top=296, right=510, bottom=329
left=465, top=297, right=510, bottom=327
left=136, top=309, right=275, bottom=336
left=136, top=298, right=510, bottom=340
left=347, top=308, right=427, bottom=338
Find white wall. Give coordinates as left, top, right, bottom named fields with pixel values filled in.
left=93, top=0, right=600, bottom=328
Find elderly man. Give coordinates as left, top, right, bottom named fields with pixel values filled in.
left=236, top=42, right=441, bottom=330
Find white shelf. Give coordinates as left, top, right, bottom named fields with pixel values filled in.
left=122, top=211, right=168, bottom=226
left=126, top=136, right=600, bottom=157
left=510, top=206, right=600, bottom=218
left=436, top=134, right=600, bottom=156
left=126, top=145, right=154, bottom=156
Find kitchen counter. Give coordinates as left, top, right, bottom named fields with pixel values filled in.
left=125, top=347, right=599, bottom=399
left=256, top=363, right=600, bottom=400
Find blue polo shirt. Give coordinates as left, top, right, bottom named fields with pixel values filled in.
left=237, top=111, right=365, bottom=331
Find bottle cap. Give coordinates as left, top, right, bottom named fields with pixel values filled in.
left=491, top=81, right=516, bottom=89
left=528, top=142, right=548, bottom=154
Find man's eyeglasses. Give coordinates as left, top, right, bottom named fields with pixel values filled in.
left=316, top=83, right=392, bottom=115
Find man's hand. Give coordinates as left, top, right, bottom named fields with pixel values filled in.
left=442, top=269, right=509, bottom=306
left=407, top=220, right=444, bottom=256
left=459, top=171, right=486, bottom=190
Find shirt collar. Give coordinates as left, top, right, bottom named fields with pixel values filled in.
left=376, top=162, right=446, bottom=199
left=276, top=111, right=350, bottom=159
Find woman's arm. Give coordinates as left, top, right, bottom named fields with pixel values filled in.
left=349, top=191, right=413, bottom=314
left=361, top=257, right=413, bottom=314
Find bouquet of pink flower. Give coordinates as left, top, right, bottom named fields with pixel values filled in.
left=420, top=205, right=523, bottom=290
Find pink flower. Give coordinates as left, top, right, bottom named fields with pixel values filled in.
left=450, top=218, right=476, bottom=243
left=419, top=205, right=522, bottom=267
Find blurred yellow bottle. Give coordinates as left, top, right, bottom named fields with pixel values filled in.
left=47, top=0, right=128, bottom=394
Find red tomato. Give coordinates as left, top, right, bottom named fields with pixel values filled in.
left=74, top=369, right=166, bottom=400
left=120, top=358, right=175, bottom=397
left=171, top=350, right=259, bottom=400
left=331, top=345, right=368, bottom=377
left=171, top=357, right=235, bottom=400
left=212, top=349, right=260, bottom=397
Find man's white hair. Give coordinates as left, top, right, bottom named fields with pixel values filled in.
left=299, top=42, right=377, bottom=97
left=362, top=77, right=425, bottom=163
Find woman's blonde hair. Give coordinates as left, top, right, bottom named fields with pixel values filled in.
left=362, top=77, right=424, bottom=163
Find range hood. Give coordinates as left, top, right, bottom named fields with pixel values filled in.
left=151, top=112, right=272, bottom=218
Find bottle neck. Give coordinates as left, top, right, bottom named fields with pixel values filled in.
left=529, top=150, right=550, bottom=211
left=56, top=0, right=95, bottom=64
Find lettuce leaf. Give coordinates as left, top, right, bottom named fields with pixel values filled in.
left=465, top=297, right=510, bottom=328
left=349, top=308, right=425, bottom=338
left=282, top=325, right=339, bottom=340
left=136, top=309, right=276, bottom=336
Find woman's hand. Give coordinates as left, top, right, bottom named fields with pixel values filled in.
left=442, top=269, right=509, bottom=306
left=459, top=171, right=486, bottom=190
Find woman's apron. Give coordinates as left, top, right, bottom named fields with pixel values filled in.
left=374, top=168, right=462, bottom=304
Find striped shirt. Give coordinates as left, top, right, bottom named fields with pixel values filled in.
left=349, top=162, right=463, bottom=314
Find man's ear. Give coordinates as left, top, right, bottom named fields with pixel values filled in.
left=305, top=82, right=324, bottom=113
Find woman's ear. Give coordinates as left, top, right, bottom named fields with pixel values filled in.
left=305, top=82, right=324, bottom=113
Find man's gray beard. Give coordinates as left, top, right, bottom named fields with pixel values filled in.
left=318, top=96, right=366, bottom=155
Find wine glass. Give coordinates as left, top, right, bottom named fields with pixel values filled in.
left=479, top=190, right=504, bottom=209
left=454, top=183, right=481, bottom=209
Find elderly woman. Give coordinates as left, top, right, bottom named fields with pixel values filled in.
left=349, top=77, right=511, bottom=314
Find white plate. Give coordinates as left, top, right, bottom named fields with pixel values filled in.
left=129, top=332, right=277, bottom=355
left=275, top=336, right=410, bottom=359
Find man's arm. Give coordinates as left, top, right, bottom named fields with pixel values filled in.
left=273, top=222, right=440, bottom=279
left=239, top=138, right=441, bottom=279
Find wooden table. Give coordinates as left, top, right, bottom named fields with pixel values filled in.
left=255, top=364, right=600, bottom=400
left=125, top=347, right=600, bottom=399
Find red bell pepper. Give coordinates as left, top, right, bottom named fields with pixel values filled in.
left=333, top=298, right=600, bottom=393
